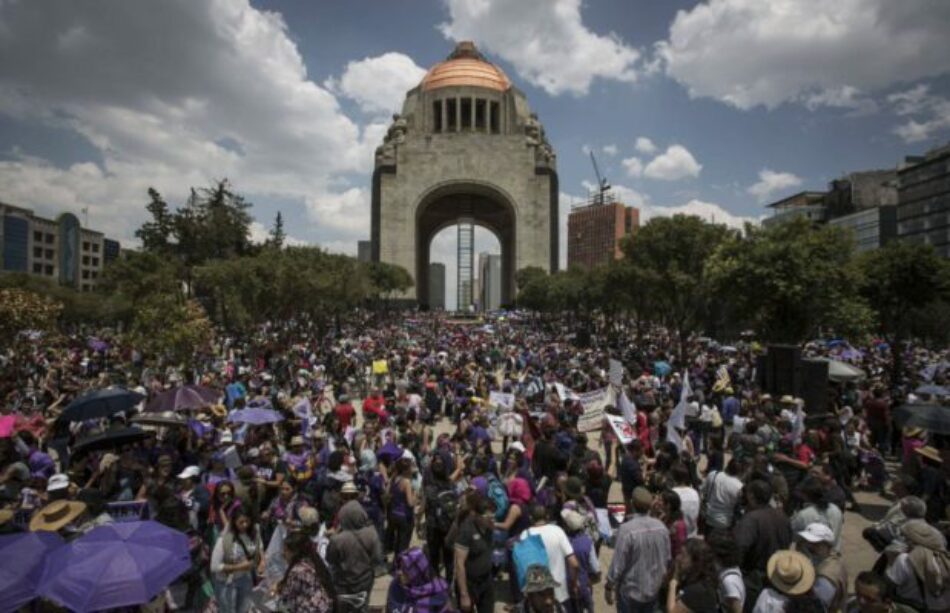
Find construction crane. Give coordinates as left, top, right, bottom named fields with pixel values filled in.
left=589, top=150, right=611, bottom=205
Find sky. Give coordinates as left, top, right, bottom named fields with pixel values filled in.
left=1, top=0, right=949, bottom=308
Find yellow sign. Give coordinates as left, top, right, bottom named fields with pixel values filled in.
left=372, top=360, right=389, bottom=375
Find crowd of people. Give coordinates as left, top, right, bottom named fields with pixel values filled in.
left=1, top=311, right=949, bottom=613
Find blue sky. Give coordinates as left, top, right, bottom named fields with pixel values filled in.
left=1, top=0, right=949, bottom=307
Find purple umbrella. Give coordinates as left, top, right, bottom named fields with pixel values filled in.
left=145, top=385, right=219, bottom=412
left=377, top=440, right=404, bottom=465
left=37, top=521, right=190, bottom=612
left=0, top=531, right=64, bottom=613
left=228, top=406, right=284, bottom=425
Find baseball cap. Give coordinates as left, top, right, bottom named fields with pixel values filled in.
left=509, top=441, right=526, bottom=454
left=798, top=522, right=835, bottom=544
left=177, top=465, right=201, bottom=480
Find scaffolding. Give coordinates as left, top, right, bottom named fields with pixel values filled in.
left=457, top=216, right=474, bottom=311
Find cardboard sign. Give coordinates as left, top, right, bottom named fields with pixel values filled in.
left=605, top=413, right=637, bottom=444
left=576, top=387, right=613, bottom=432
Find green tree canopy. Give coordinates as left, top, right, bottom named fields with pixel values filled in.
left=706, top=217, right=870, bottom=343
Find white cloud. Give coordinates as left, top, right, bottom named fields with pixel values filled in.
left=887, top=84, right=950, bottom=143
left=641, top=199, right=757, bottom=230
left=889, top=85, right=932, bottom=116
left=248, top=220, right=308, bottom=247
left=439, top=0, right=640, bottom=96
left=0, top=0, right=383, bottom=251
left=657, top=0, right=950, bottom=110
left=803, top=86, right=877, bottom=115
left=621, top=157, right=643, bottom=178
left=634, top=137, right=656, bottom=155
left=602, top=144, right=618, bottom=156
left=746, top=169, right=803, bottom=203
left=326, top=52, right=427, bottom=115
left=643, top=145, right=702, bottom=181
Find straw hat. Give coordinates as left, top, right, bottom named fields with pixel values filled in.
left=914, top=445, right=942, bottom=464
left=902, top=427, right=924, bottom=439
left=210, top=404, right=228, bottom=418
left=766, top=550, right=815, bottom=596
left=30, top=499, right=87, bottom=532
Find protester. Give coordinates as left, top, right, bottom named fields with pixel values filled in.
left=606, top=486, right=671, bottom=611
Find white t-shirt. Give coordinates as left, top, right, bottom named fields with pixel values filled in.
left=718, top=568, right=746, bottom=610
left=524, top=524, right=576, bottom=603
left=702, top=471, right=744, bottom=530
left=673, top=486, right=701, bottom=537
left=752, top=587, right=788, bottom=613
left=887, top=552, right=950, bottom=611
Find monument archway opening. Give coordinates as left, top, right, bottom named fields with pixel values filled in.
left=416, top=183, right=515, bottom=309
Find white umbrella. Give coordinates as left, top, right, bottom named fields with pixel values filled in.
left=816, top=358, right=866, bottom=383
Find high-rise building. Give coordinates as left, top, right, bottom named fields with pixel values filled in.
left=357, top=240, right=372, bottom=262
left=0, top=202, right=120, bottom=292
left=428, top=262, right=446, bottom=310
left=897, top=144, right=950, bottom=257
left=567, top=194, right=639, bottom=269
left=477, top=252, right=502, bottom=311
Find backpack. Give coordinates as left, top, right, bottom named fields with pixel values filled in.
left=432, top=489, right=459, bottom=532
left=512, top=532, right=550, bottom=589
left=486, top=476, right=509, bottom=522
left=392, top=547, right=451, bottom=613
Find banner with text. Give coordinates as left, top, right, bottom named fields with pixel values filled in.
left=577, top=387, right=615, bottom=432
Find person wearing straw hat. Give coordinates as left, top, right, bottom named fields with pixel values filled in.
left=752, top=550, right=817, bottom=612
left=29, top=498, right=87, bottom=535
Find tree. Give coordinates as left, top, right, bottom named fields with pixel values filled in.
left=130, top=295, right=213, bottom=369
left=515, top=266, right=547, bottom=292
left=367, top=261, right=414, bottom=303
left=706, top=217, right=870, bottom=344
left=622, top=215, right=735, bottom=359
left=0, top=288, right=62, bottom=348
left=858, top=241, right=950, bottom=382
left=135, top=188, right=174, bottom=253
left=267, top=211, right=286, bottom=249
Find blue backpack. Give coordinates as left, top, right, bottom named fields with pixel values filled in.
left=512, top=532, right=549, bottom=589
left=486, top=476, right=509, bottom=522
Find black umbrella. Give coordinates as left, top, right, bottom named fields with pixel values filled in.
left=60, top=388, right=145, bottom=422
left=894, top=403, right=950, bottom=435
left=71, top=427, right=149, bottom=456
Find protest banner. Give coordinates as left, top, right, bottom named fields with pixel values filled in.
left=555, top=382, right=580, bottom=402
left=576, top=387, right=614, bottom=432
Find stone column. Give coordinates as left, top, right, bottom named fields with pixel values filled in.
left=470, top=96, right=476, bottom=131
left=486, top=99, right=491, bottom=134
left=440, top=99, right=446, bottom=133
left=455, top=96, right=461, bottom=132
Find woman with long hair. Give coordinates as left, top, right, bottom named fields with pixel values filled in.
left=387, top=457, right=417, bottom=555
left=277, top=530, right=335, bottom=613
left=210, top=506, right=264, bottom=613
left=208, top=479, right=241, bottom=544
left=654, top=489, right=688, bottom=559
left=666, top=538, right=722, bottom=613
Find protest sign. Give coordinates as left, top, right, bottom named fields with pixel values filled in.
left=576, top=387, right=613, bottom=432
left=555, top=382, right=580, bottom=402
left=605, top=413, right=637, bottom=445
left=372, top=359, right=389, bottom=375
left=489, top=391, right=515, bottom=411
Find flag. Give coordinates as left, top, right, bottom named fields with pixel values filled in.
left=555, top=382, right=580, bottom=403
left=666, top=372, right=691, bottom=450
left=618, top=390, right=637, bottom=426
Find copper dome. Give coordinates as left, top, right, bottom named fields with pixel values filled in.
left=420, top=42, right=511, bottom=93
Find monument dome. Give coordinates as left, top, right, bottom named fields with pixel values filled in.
left=420, top=41, right=511, bottom=92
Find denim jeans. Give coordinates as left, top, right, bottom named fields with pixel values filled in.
left=215, top=573, right=253, bottom=613
left=618, top=593, right=658, bottom=613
